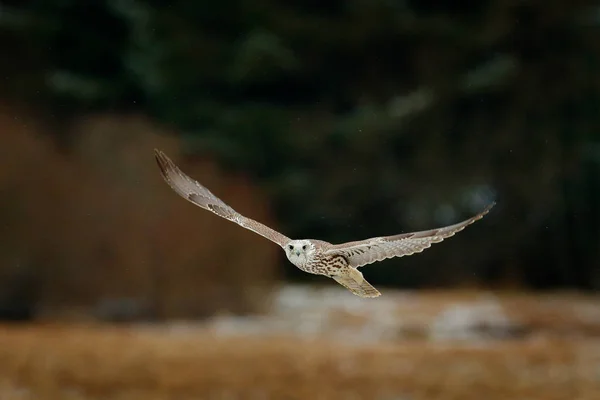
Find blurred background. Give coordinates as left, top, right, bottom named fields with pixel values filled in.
left=0, top=1, right=600, bottom=399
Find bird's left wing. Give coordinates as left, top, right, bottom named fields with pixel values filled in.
left=154, top=149, right=291, bottom=248
left=323, top=203, right=494, bottom=268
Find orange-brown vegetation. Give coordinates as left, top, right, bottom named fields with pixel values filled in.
left=0, top=104, right=281, bottom=319
left=374, top=290, right=600, bottom=338
left=0, top=315, right=598, bottom=400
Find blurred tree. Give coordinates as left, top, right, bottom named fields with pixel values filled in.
left=0, top=107, right=282, bottom=320
left=0, top=0, right=599, bottom=289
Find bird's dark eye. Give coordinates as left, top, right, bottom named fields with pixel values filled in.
left=302, top=245, right=307, bottom=250
left=288, top=245, right=293, bottom=250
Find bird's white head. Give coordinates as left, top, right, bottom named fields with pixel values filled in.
left=284, top=240, right=315, bottom=267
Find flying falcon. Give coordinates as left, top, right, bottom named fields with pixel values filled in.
left=154, top=149, right=494, bottom=298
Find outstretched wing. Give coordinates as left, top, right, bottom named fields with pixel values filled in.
left=324, top=203, right=494, bottom=268
left=154, top=149, right=291, bottom=248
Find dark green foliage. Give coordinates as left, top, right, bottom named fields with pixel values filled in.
left=2, top=0, right=600, bottom=288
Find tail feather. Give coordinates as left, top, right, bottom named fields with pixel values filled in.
left=333, top=269, right=381, bottom=298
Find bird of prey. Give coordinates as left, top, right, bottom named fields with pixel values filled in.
left=154, top=149, right=494, bottom=298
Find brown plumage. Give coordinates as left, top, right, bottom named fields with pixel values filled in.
left=154, top=149, right=494, bottom=298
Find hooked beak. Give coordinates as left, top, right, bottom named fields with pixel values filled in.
left=295, top=251, right=301, bottom=257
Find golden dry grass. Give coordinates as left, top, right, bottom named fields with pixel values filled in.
left=0, top=323, right=597, bottom=400
left=377, top=290, right=600, bottom=338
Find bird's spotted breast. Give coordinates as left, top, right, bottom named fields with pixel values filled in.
left=303, top=253, right=348, bottom=277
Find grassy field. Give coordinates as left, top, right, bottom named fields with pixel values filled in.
left=0, top=290, right=599, bottom=400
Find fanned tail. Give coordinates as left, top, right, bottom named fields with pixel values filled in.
left=333, top=269, right=381, bottom=298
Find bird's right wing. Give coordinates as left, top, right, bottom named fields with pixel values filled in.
left=324, top=203, right=494, bottom=268
left=154, top=149, right=291, bottom=248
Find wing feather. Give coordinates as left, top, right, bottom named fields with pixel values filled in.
left=154, top=149, right=291, bottom=248
left=324, top=203, right=494, bottom=268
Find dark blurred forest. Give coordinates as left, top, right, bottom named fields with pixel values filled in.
left=0, top=0, right=599, bottom=320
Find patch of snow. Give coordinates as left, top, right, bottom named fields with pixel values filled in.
left=428, top=297, right=518, bottom=341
